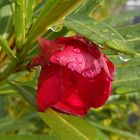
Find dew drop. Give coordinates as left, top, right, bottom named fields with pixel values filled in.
left=98, top=44, right=105, bottom=49
left=118, top=53, right=132, bottom=62
left=76, top=57, right=83, bottom=64
left=68, top=63, right=77, bottom=71
left=82, top=69, right=95, bottom=78
left=73, top=48, right=80, bottom=53
left=50, top=55, right=60, bottom=63
left=102, top=29, right=109, bottom=33
left=93, top=22, right=97, bottom=25
left=50, top=24, right=63, bottom=32
left=126, top=34, right=133, bottom=38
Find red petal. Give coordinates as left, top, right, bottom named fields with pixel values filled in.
left=36, top=35, right=115, bottom=116
left=38, top=37, right=56, bottom=54
left=31, top=55, right=42, bottom=67
left=78, top=68, right=112, bottom=109
left=37, top=64, right=62, bottom=112
left=53, top=67, right=88, bottom=116
left=53, top=66, right=113, bottom=116
left=102, top=54, right=115, bottom=80
left=50, top=37, right=103, bottom=79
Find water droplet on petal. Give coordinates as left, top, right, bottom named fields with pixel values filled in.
left=51, top=24, right=63, bottom=32
left=102, top=29, right=109, bottom=33
left=118, top=53, right=132, bottom=62
left=82, top=69, right=95, bottom=78
left=76, top=57, right=83, bottom=64
left=50, top=55, right=60, bottom=63
left=73, top=48, right=80, bottom=53
left=68, top=63, right=78, bottom=71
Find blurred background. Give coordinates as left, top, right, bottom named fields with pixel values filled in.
left=0, top=0, right=140, bottom=140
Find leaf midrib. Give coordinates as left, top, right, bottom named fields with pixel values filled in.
left=66, top=15, right=125, bottom=42
left=114, top=77, right=140, bottom=84
left=46, top=110, right=92, bottom=140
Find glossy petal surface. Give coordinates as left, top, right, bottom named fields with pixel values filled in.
left=34, top=35, right=115, bottom=116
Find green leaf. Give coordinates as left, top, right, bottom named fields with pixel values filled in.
left=0, top=4, right=13, bottom=39
left=105, top=39, right=137, bottom=56
left=0, top=135, right=57, bottom=140
left=113, top=65, right=140, bottom=90
left=64, top=14, right=137, bottom=55
left=15, top=0, right=26, bottom=48
left=117, top=23, right=140, bottom=52
left=8, top=81, right=37, bottom=108
left=25, top=0, right=34, bottom=32
left=0, top=0, right=14, bottom=8
left=88, top=121, right=140, bottom=140
left=39, top=109, right=108, bottom=140
left=108, top=55, right=140, bottom=90
left=26, top=0, right=85, bottom=46
left=109, top=55, right=140, bottom=67
left=117, top=23, right=140, bottom=41
left=0, top=35, right=17, bottom=61
left=77, top=0, right=103, bottom=16
left=105, top=10, right=140, bottom=26
left=0, top=117, right=29, bottom=133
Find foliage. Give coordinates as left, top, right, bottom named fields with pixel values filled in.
left=0, top=0, right=140, bottom=140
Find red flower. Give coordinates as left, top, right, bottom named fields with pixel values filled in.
left=32, top=35, right=115, bottom=116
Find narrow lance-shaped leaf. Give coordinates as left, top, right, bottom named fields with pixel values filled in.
left=25, top=0, right=34, bottom=32
left=0, top=35, right=17, bottom=61
left=105, top=10, right=140, bottom=26
left=0, top=4, right=13, bottom=39
left=8, top=81, right=37, bottom=108
left=117, top=23, right=140, bottom=41
left=64, top=14, right=138, bottom=55
left=26, top=0, right=85, bottom=46
left=117, top=23, right=140, bottom=52
left=113, top=65, right=140, bottom=90
left=15, top=0, right=26, bottom=48
left=39, top=109, right=108, bottom=140
left=0, top=135, right=57, bottom=140
left=77, top=0, right=103, bottom=16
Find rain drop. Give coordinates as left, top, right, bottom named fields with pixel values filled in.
left=126, top=34, right=133, bottom=38
left=118, top=53, right=132, bottom=62
left=111, top=33, right=115, bottom=36
left=50, top=24, right=63, bottom=32
left=76, top=57, right=83, bottom=64
left=92, top=22, right=97, bottom=25
left=102, top=29, right=109, bottom=33
left=68, top=63, right=77, bottom=71
left=98, top=44, right=105, bottom=49
left=73, top=48, right=80, bottom=53
left=82, top=69, right=95, bottom=78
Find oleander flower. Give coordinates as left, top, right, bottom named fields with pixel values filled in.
left=32, top=35, right=115, bottom=116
